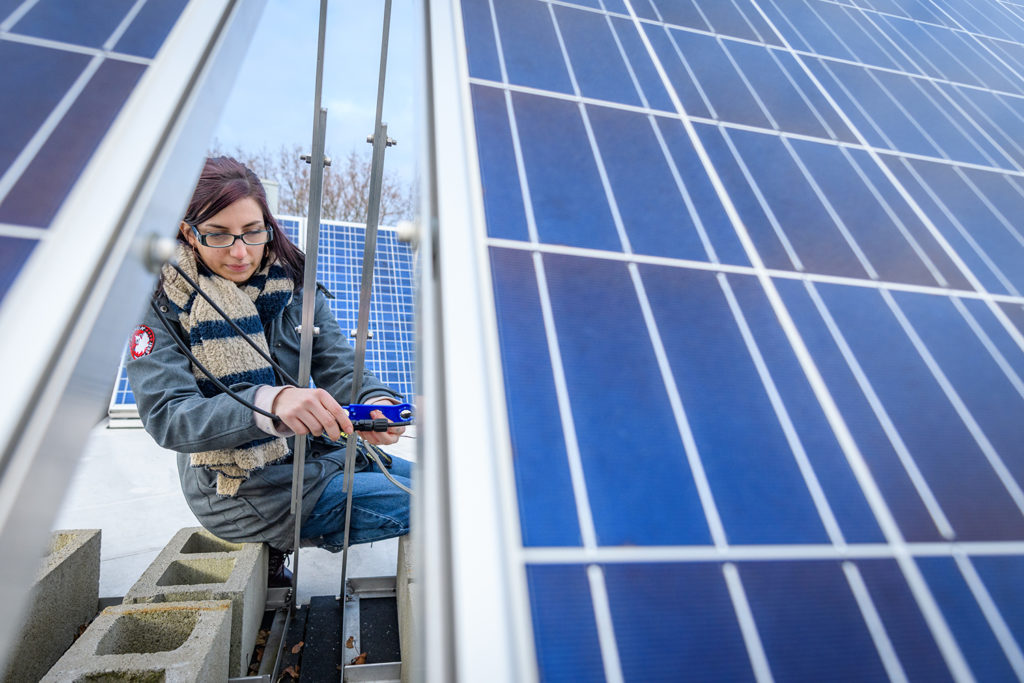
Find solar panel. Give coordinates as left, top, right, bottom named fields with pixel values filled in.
left=108, top=217, right=415, bottom=421
left=0, top=0, right=265, bottom=666
left=425, top=0, right=1024, bottom=679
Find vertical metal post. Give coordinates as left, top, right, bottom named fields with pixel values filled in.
left=289, top=0, right=331, bottom=609
left=339, top=0, right=394, bottom=679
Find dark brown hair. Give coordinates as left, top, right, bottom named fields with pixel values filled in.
left=180, top=156, right=305, bottom=287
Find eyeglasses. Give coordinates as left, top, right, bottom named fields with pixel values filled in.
left=189, top=224, right=274, bottom=248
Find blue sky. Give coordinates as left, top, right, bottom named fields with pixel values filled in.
left=212, top=0, right=421, bottom=185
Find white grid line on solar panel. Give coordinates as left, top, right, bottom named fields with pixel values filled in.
left=628, top=2, right=972, bottom=672
left=585, top=565, right=625, bottom=683
left=522, top=541, right=1024, bottom=562
left=845, top=561, right=911, bottom=683
left=0, top=30, right=154, bottom=65
left=553, top=0, right=1024, bottom=94
left=0, top=0, right=38, bottom=31
left=0, top=223, right=46, bottom=240
left=470, top=76, right=1024, bottom=180
left=721, top=562, right=773, bottom=683
left=486, top=237, right=1024, bottom=308
left=824, top=0, right=1024, bottom=48
left=473, top=75, right=1024, bottom=304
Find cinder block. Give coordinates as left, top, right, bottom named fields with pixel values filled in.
left=397, top=533, right=414, bottom=683
left=2, top=529, right=101, bottom=683
left=41, top=600, right=231, bottom=682
left=122, top=527, right=267, bottom=677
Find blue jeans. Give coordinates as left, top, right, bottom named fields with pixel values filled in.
left=301, top=454, right=412, bottom=550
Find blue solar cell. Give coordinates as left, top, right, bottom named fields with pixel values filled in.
left=603, top=562, right=755, bottom=680
left=641, top=266, right=830, bottom=545
left=806, top=1, right=904, bottom=70
left=605, top=16, right=673, bottom=112
left=822, top=62, right=941, bottom=158
left=0, top=41, right=90, bottom=178
left=113, top=0, right=189, bottom=58
left=695, top=0, right=780, bottom=45
left=740, top=560, right=889, bottom=680
left=585, top=105, right=713, bottom=262
left=725, top=130, right=869, bottom=279
left=787, top=139, right=943, bottom=286
left=669, top=30, right=772, bottom=129
left=774, top=278, right=950, bottom=543
left=0, top=236, right=36, bottom=306
left=470, top=109, right=522, bottom=228
left=12, top=0, right=137, bottom=48
left=851, top=559, right=956, bottom=682
left=0, top=59, right=145, bottom=228
left=817, top=282, right=1024, bottom=541
left=511, top=91, right=622, bottom=251
left=696, top=124, right=795, bottom=271
left=490, top=248, right=581, bottom=547
left=971, top=555, right=1024, bottom=648
left=894, top=291, right=1024, bottom=486
left=543, top=254, right=712, bottom=546
left=758, top=0, right=855, bottom=62
left=641, top=23, right=712, bottom=119
left=654, top=118, right=749, bottom=266
left=902, top=159, right=1024, bottom=296
left=731, top=276, right=884, bottom=543
left=460, top=0, right=502, bottom=82
left=491, top=0, right=574, bottom=94
left=525, top=565, right=606, bottom=682
left=647, top=0, right=709, bottom=32
left=917, top=556, right=1020, bottom=680
left=844, top=149, right=972, bottom=291
left=553, top=4, right=643, bottom=107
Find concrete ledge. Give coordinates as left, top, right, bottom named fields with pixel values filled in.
left=397, top=533, right=414, bottom=683
left=122, top=527, right=266, bottom=677
left=41, top=600, right=231, bottom=682
left=2, top=529, right=101, bottom=683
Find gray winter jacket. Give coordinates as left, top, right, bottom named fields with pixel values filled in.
left=126, top=285, right=402, bottom=550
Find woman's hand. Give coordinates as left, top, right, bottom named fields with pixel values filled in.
left=358, top=398, right=407, bottom=446
left=272, top=387, right=353, bottom=441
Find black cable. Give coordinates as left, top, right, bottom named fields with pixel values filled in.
left=168, top=262, right=300, bottom=386
left=150, top=299, right=279, bottom=421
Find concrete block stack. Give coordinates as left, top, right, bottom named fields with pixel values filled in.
left=41, top=600, right=232, bottom=682
left=1, top=529, right=101, bottom=683
left=122, top=527, right=268, bottom=678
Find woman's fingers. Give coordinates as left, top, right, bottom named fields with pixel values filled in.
left=273, top=387, right=352, bottom=440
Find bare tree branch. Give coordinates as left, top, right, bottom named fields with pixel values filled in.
left=206, top=141, right=414, bottom=224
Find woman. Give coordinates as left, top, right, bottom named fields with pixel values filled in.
left=126, top=156, right=411, bottom=585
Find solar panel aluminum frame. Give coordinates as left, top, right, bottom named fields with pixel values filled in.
left=421, top=0, right=537, bottom=680
left=0, top=0, right=265, bottom=670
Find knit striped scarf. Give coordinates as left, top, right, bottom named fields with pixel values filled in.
left=162, top=243, right=294, bottom=496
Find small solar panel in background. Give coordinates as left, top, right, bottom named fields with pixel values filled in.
left=426, top=0, right=1024, bottom=680
left=108, top=217, right=415, bottom=422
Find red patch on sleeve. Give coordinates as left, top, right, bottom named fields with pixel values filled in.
left=130, top=325, right=155, bottom=359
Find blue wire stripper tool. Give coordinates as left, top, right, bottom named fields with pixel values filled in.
left=345, top=402, right=414, bottom=431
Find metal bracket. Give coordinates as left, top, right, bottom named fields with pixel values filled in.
left=301, top=153, right=332, bottom=166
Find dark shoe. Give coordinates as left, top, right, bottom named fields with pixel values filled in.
left=268, top=547, right=293, bottom=588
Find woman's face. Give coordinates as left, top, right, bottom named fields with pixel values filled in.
left=183, top=197, right=267, bottom=284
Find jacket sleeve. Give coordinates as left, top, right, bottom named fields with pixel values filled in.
left=125, top=299, right=271, bottom=453
left=309, top=290, right=404, bottom=405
